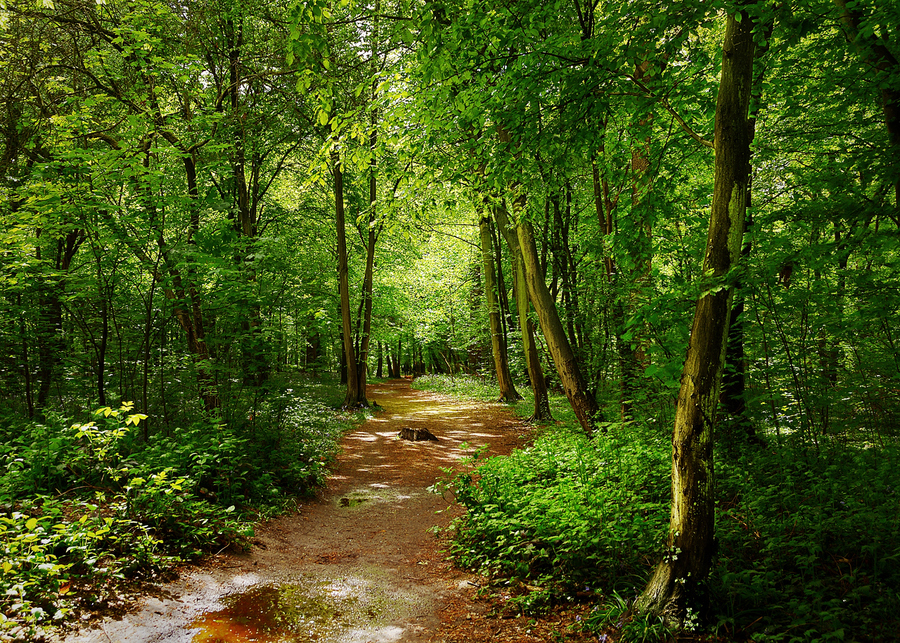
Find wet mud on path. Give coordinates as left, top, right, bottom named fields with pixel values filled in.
left=59, top=379, right=533, bottom=643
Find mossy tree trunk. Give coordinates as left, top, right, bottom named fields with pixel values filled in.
left=636, top=8, right=758, bottom=624
left=493, top=203, right=552, bottom=421
left=517, top=219, right=600, bottom=434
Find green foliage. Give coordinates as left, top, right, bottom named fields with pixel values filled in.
left=713, top=445, right=900, bottom=642
left=580, top=591, right=673, bottom=643
left=440, top=420, right=669, bottom=592
left=0, top=0, right=899, bottom=639
left=412, top=373, right=505, bottom=403
left=426, top=374, right=900, bottom=641
left=0, top=384, right=353, bottom=634
left=0, top=497, right=167, bottom=634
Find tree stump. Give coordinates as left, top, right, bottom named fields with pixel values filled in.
left=398, top=427, right=438, bottom=441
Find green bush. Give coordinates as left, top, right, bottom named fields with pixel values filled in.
left=422, top=374, right=900, bottom=641
left=0, top=382, right=355, bottom=635
left=713, top=445, right=900, bottom=642
left=442, top=422, right=670, bottom=593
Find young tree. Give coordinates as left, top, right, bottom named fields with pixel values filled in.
left=479, top=211, right=521, bottom=402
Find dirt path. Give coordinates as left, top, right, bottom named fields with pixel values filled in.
left=58, top=379, right=586, bottom=643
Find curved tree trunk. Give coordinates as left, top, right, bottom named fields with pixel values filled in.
left=493, top=204, right=552, bottom=420
left=637, top=8, right=758, bottom=624
left=517, top=220, right=600, bottom=434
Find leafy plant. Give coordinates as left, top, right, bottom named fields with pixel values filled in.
left=0, top=384, right=355, bottom=635
left=712, top=444, right=900, bottom=641
left=440, top=414, right=669, bottom=591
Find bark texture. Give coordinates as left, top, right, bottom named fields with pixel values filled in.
left=493, top=204, right=552, bottom=420
left=333, top=149, right=362, bottom=407
left=517, top=220, right=600, bottom=433
left=637, top=10, right=757, bottom=623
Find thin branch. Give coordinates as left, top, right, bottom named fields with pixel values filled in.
left=627, top=74, right=714, bottom=150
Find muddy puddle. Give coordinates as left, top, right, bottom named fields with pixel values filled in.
left=61, top=565, right=436, bottom=643
left=191, top=571, right=427, bottom=643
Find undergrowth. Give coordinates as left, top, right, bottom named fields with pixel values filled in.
left=421, top=373, right=900, bottom=643
left=0, top=375, right=360, bottom=637
left=713, top=444, right=900, bottom=642
left=441, top=423, right=670, bottom=590
left=413, top=373, right=505, bottom=403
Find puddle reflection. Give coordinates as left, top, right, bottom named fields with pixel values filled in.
left=190, top=576, right=414, bottom=643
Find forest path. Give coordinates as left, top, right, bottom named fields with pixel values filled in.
left=59, top=378, right=552, bottom=643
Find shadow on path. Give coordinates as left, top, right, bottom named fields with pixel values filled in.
left=58, top=379, right=529, bottom=643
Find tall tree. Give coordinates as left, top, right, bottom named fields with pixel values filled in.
left=637, top=6, right=761, bottom=623
left=518, top=216, right=602, bottom=434
left=493, top=202, right=552, bottom=420
left=333, top=144, right=363, bottom=406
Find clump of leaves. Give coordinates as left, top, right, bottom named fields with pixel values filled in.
left=0, top=388, right=353, bottom=635
left=579, top=591, right=673, bottom=643
left=442, top=422, right=669, bottom=594
left=712, top=443, right=900, bottom=642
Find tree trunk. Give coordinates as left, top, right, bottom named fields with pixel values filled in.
left=492, top=217, right=515, bottom=341
left=517, top=220, right=600, bottom=433
left=174, top=159, right=219, bottom=411
left=20, top=294, right=34, bottom=419
left=480, top=213, right=521, bottom=402
left=721, top=22, right=771, bottom=444
left=306, top=313, right=321, bottom=370
left=721, top=211, right=763, bottom=445
left=467, top=260, right=483, bottom=372
left=35, top=229, right=83, bottom=416
left=593, top=133, right=642, bottom=419
left=354, top=110, right=380, bottom=405
left=97, top=270, right=109, bottom=407
left=493, top=204, right=552, bottom=420
left=637, top=9, right=758, bottom=624
left=376, top=341, right=384, bottom=378
left=333, top=148, right=362, bottom=407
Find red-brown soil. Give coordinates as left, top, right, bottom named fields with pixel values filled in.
left=59, top=379, right=596, bottom=643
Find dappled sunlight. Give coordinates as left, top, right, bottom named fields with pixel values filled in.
left=327, top=383, right=521, bottom=491
left=347, top=433, right=380, bottom=442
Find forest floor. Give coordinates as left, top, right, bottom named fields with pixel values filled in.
left=57, top=378, right=598, bottom=643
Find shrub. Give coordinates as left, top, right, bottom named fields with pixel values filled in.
left=442, top=422, right=670, bottom=594
left=713, top=445, right=900, bottom=642
left=0, top=383, right=355, bottom=636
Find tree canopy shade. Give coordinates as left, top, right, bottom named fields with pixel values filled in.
left=1, top=0, right=900, bottom=637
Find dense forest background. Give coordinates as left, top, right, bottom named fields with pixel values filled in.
left=1, top=0, right=899, bottom=640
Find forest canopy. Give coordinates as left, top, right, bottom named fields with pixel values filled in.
left=1, top=0, right=899, bottom=640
